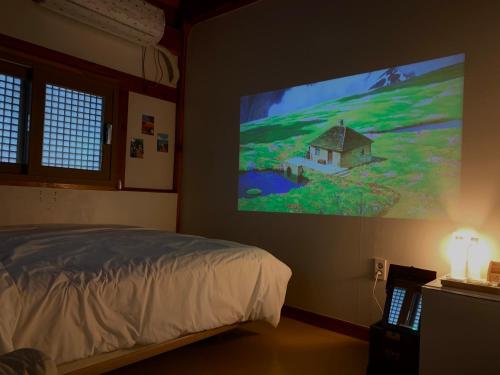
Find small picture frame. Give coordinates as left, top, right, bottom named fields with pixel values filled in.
left=157, top=133, right=168, bottom=153
left=130, top=138, right=144, bottom=158
left=141, top=114, right=154, bottom=135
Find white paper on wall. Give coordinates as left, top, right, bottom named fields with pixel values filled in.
left=125, top=92, right=176, bottom=190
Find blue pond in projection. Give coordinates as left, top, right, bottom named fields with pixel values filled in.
left=238, top=171, right=306, bottom=198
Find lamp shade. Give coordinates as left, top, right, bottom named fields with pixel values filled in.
left=449, top=232, right=468, bottom=280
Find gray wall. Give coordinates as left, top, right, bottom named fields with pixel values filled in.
left=181, top=0, right=500, bottom=326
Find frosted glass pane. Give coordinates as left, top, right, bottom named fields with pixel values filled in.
left=42, top=84, right=103, bottom=171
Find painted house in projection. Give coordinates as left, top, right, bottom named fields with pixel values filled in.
left=307, top=124, right=373, bottom=169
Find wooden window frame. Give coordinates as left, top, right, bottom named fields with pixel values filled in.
left=30, top=66, right=116, bottom=181
left=0, top=59, right=30, bottom=175
left=0, top=52, right=122, bottom=189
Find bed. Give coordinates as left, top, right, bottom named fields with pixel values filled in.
left=0, top=225, right=291, bottom=373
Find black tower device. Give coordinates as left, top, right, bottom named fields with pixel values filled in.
left=367, top=264, right=436, bottom=375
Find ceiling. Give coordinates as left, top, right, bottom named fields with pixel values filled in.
left=145, top=0, right=259, bottom=55
left=147, top=0, right=259, bottom=28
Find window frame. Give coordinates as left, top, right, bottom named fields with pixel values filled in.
left=0, top=59, right=30, bottom=175
left=29, top=65, right=115, bottom=181
left=0, top=53, right=122, bottom=189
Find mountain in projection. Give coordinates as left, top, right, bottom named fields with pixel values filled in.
left=369, top=67, right=415, bottom=90
left=240, top=89, right=287, bottom=123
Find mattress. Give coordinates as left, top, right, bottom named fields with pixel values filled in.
left=0, top=225, right=291, bottom=364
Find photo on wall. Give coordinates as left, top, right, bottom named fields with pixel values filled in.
left=157, top=133, right=168, bottom=153
left=238, top=53, right=465, bottom=219
left=141, top=114, right=155, bottom=135
left=130, top=138, right=144, bottom=159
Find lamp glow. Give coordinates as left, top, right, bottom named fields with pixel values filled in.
left=447, top=229, right=492, bottom=282
left=449, top=232, right=468, bottom=280
left=466, top=237, right=481, bottom=280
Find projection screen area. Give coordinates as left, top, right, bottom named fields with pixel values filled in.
left=238, top=54, right=465, bottom=219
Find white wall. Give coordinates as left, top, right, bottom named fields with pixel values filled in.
left=0, top=186, right=177, bottom=231
left=0, top=0, right=178, bottom=230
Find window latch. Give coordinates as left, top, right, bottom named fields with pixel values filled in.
left=104, top=123, right=112, bottom=145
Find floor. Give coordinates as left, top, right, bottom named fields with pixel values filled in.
left=108, top=318, right=369, bottom=375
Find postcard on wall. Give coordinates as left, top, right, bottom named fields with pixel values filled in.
left=157, top=133, right=168, bottom=153
left=130, top=138, right=144, bottom=158
left=141, top=114, right=154, bottom=135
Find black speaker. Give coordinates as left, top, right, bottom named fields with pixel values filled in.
left=367, top=264, right=436, bottom=375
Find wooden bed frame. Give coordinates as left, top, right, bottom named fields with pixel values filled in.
left=58, top=324, right=238, bottom=374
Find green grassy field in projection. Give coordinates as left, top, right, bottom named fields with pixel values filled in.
left=238, top=63, right=463, bottom=218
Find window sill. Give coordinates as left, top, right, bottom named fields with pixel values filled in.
left=0, top=175, right=118, bottom=191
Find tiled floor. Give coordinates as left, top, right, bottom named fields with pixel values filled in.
left=109, top=317, right=369, bottom=375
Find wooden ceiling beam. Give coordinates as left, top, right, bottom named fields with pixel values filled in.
left=147, top=0, right=181, bottom=9
left=146, top=0, right=181, bottom=27
left=146, top=0, right=182, bottom=54
left=184, top=0, right=260, bottom=25
left=159, top=25, right=182, bottom=55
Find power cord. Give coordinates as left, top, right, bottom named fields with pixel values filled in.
left=372, top=270, right=383, bottom=314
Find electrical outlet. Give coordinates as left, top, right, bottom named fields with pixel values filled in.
left=373, top=257, right=387, bottom=281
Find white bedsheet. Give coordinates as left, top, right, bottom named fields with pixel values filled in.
left=0, top=225, right=291, bottom=364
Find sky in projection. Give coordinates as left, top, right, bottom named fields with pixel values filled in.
left=267, top=54, right=465, bottom=118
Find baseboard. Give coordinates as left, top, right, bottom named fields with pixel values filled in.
left=281, top=305, right=369, bottom=342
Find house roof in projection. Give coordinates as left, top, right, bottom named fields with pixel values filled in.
left=310, top=126, right=373, bottom=152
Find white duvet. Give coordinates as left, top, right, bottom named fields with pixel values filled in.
left=0, top=225, right=291, bottom=364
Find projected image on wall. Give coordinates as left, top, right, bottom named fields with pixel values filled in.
left=238, top=53, right=464, bottom=218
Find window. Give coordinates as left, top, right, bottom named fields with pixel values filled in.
left=0, top=73, right=22, bottom=164
left=42, top=84, right=103, bottom=171
left=0, top=61, right=29, bottom=175
left=0, top=58, right=119, bottom=187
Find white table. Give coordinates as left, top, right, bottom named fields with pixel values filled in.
left=419, top=278, right=500, bottom=374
